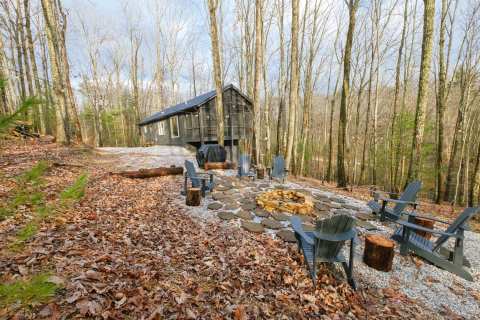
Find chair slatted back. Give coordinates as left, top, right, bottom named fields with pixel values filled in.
left=434, top=207, right=480, bottom=251
left=272, top=155, right=286, bottom=179
left=185, top=160, right=200, bottom=188
left=393, top=180, right=422, bottom=215
left=315, top=215, right=356, bottom=260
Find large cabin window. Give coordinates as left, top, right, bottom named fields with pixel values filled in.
left=170, top=116, right=180, bottom=138
left=157, top=121, right=165, bottom=135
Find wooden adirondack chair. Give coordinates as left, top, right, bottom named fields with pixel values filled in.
left=268, top=155, right=289, bottom=183
left=367, top=180, right=421, bottom=221
left=238, top=154, right=256, bottom=179
left=391, top=207, right=479, bottom=281
left=183, top=160, right=214, bottom=197
left=291, top=215, right=357, bottom=289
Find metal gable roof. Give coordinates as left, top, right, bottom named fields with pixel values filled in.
left=138, top=84, right=249, bottom=126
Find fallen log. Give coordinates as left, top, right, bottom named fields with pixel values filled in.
left=115, top=166, right=183, bottom=178
left=204, top=161, right=236, bottom=170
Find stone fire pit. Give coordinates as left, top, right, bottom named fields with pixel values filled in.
left=256, top=189, right=314, bottom=215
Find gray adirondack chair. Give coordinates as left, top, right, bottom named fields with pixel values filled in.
left=238, top=154, right=256, bottom=179
left=367, top=180, right=421, bottom=221
left=391, top=207, right=479, bottom=281
left=183, top=160, right=214, bottom=197
left=291, top=215, right=357, bottom=289
left=268, top=155, right=288, bottom=183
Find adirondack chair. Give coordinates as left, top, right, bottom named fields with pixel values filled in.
left=268, top=155, right=289, bottom=183
left=367, top=180, right=421, bottom=221
left=291, top=215, right=357, bottom=289
left=237, top=154, right=256, bottom=179
left=391, top=207, right=480, bottom=281
left=183, top=160, right=214, bottom=197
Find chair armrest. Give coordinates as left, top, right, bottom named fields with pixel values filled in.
left=290, top=217, right=314, bottom=245
left=394, top=220, right=463, bottom=238
left=315, top=229, right=356, bottom=242
left=380, top=198, right=418, bottom=206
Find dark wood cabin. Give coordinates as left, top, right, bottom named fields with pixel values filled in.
left=138, top=84, right=253, bottom=160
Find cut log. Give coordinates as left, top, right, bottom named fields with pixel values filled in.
left=204, top=162, right=236, bottom=170
left=115, top=166, right=183, bottom=178
left=186, top=188, right=201, bottom=206
left=256, top=167, right=265, bottom=179
left=363, top=234, right=395, bottom=272
left=413, top=217, right=435, bottom=240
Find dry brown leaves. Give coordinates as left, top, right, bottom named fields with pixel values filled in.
left=0, top=140, right=442, bottom=319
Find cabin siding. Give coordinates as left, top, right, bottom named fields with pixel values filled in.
left=140, top=86, right=252, bottom=149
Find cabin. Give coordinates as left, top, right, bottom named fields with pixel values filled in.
left=138, top=84, right=253, bottom=160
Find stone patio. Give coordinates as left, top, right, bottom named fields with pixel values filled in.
left=195, top=171, right=376, bottom=242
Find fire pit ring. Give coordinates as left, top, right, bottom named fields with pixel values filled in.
left=256, top=190, right=314, bottom=215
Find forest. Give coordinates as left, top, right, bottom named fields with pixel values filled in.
left=1, top=0, right=480, bottom=206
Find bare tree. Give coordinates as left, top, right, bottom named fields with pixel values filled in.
left=207, top=0, right=224, bottom=146
left=285, top=0, right=299, bottom=169
left=405, top=0, right=435, bottom=183
left=337, top=0, right=360, bottom=187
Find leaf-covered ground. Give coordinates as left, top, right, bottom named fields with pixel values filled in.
left=0, top=139, right=450, bottom=319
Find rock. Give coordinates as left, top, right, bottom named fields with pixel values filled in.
left=356, top=212, right=375, bottom=221
left=271, top=212, right=290, bottom=221
left=331, top=197, right=347, bottom=204
left=277, top=230, right=296, bottom=243
left=217, top=211, right=236, bottom=220
left=261, top=219, right=283, bottom=230
left=343, top=204, right=360, bottom=211
left=259, top=183, right=270, bottom=189
left=216, top=185, right=232, bottom=191
left=313, top=211, right=329, bottom=219
left=334, top=209, right=353, bottom=216
left=38, top=305, right=52, bottom=318
left=241, top=221, right=264, bottom=233
left=355, top=219, right=378, bottom=231
left=242, top=203, right=256, bottom=211
left=254, top=209, right=270, bottom=218
left=212, top=192, right=226, bottom=201
left=208, top=202, right=223, bottom=210
left=236, top=210, right=254, bottom=220
left=314, top=202, right=330, bottom=211
left=314, top=193, right=330, bottom=201
left=328, top=202, right=342, bottom=209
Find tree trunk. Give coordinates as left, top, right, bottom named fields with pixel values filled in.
left=208, top=0, right=225, bottom=146
left=435, top=0, right=448, bottom=203
left=41, top=0, right=70, bottom=144
left=24, top=0, right=47, bottom=134
left=390, top=0, right=408, bottom=192
left=406, top=0, right=435, bottom=183
left=337, top=0, right=360, bottom=188
left=284, top=0, right=299, bottom=170
left=252, top=0, right=263, bottom=165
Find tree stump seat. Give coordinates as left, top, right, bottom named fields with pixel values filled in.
left=413, top=217, right=435, bottom=240
left=186, top=188, right=201, bottom=206
left=364, top=234, right=395, bottom=272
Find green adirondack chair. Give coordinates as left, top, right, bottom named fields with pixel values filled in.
left=291, top=215, right=357, bottom=289
left=183, top=160, right=214, bottom=197
left=391, top=207, right=479, bottom=281
left=367, top=180, right=421, bottom=221
left=238, top=154, right=256, bottom=179
left=268, top=155, right=289, bottom=183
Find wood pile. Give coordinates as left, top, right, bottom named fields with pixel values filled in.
left=256, top=190, right=314, bottom=215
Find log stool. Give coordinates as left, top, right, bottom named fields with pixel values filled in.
left=257, top=167, right=265, bottom=179
left=364, top=234, right=395, bottom=272
left=186, top=188, right=201, bottom=206
left=413, top=217, right=434, bottom=240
